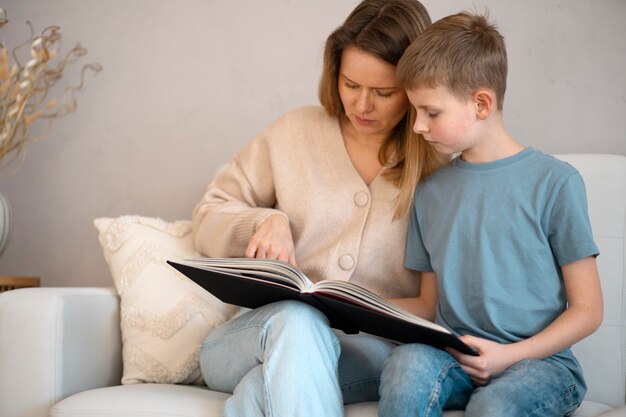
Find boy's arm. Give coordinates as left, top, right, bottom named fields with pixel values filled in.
left=389, top=271, right=439, bottom=322
left=450, top=256, right=603, bottom=385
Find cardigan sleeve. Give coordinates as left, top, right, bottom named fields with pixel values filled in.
left=192, top=132, right=288, bottom=258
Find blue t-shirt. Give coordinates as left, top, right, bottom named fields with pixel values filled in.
left=406, top=147, right=599, bottom=386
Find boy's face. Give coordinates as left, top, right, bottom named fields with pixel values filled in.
left=407, top=86, right=481, bottom=156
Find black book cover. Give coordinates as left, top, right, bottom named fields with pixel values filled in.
left=168, top=260, right=477, bottom=355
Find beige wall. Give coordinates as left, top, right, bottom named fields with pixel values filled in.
left=1, top=0, right=624, bottom=287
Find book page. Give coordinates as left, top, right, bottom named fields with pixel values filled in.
left=178, top=258, right=314, bottom=290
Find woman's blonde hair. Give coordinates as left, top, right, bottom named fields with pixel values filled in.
left=318, top=0, right=446, bottom=218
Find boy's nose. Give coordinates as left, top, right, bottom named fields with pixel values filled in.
left=413, top=115, right=428, bottom=134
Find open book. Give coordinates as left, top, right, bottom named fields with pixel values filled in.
left=168, top=257, right=477, bottom=355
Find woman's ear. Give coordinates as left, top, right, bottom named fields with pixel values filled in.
left=472, top=89, right=495, bottom=120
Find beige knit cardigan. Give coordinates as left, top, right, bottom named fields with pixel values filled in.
left=192, top=106, right=420, bottom=299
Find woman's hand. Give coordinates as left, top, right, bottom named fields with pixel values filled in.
left=446, top=335, right=518, bottom=386
left=245, top=214, right=297, bottom=266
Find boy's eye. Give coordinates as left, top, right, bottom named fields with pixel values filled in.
left=428, top=112, right=439, bottom=118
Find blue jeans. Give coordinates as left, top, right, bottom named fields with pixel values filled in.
left=199, top=300, right=396, bottom=417
left=378, top=344, right=584, bottom=417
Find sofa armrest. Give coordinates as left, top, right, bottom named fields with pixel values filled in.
left=0, top=287, right=122, bottom=417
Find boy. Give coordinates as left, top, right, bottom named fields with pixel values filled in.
left=378, top=11, right=603, bottom=417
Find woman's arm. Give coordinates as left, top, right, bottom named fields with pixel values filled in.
left=449, top=256, right=603, bottom=385
left=192, top=139, right=291, bottom=260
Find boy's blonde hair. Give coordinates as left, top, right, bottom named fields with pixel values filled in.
left=397, top=11, right=508, bottom=110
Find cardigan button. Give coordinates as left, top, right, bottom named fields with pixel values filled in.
left=339, top=254, right=355, bottom=271
left=354, top=191, right=369, bottom=207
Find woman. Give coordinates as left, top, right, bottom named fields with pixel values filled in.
left=192, top=1, right=445, bottom=416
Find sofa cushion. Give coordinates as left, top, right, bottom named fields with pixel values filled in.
left=48, top=384, right=611, bottom=417
left=50, top=384, right=228, bottom=417
left=94, top=215, right=239, bottom=385
left=47, top=384, right=402, bottom=417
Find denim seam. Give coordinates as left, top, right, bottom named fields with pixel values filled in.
left=205, top=323, right=273, bottom=416
left=527, top=383, right=578, bottom=417
left=425, top=360, right=458, bottom=417
left=256, top=323, right=273, bottom=417
left=341, top=377, right=379, bottom=390
left=203, top=323, right=269, bottom=350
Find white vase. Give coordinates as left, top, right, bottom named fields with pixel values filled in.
left=0, top=192, right=10, bottom=257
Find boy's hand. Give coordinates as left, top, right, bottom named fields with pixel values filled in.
left=447, top=335, right=517, bottom=386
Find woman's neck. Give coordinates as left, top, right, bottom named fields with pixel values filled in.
left=340, top=117, right=395, bottom=185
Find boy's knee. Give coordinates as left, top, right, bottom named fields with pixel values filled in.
left=380, top=344, right=457, bottom=412
left=382, top=344, right=438, bottom=384
left=466, top=358, right=583, bottom=417
left=387, top=344, right=440, bottom=371
left=465, top=388, right=510, bottom=417
left=393, top=343, right=431, bottom=360
left=466, top=389, right=547, bottom=417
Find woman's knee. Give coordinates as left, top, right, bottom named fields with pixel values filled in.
left=265, top=300, right=338, bottom=349
left=199, top=301, right=333, bottom=389
left=271, top=300, right=329, bottom=326
left=202, top=300, right=328, bottom=342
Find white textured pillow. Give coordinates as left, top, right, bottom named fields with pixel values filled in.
left=94, top=215, right=239, bottom=385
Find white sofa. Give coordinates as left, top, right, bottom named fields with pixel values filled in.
left=1, top=154, right=625, bottom=417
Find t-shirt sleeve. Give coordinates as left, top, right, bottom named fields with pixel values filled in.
left=548, top=172, right=599, bottom=266
left=405, top=191, right=435, bottom=272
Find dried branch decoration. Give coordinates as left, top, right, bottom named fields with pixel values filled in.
left=0, top=7, right=102, bottom=175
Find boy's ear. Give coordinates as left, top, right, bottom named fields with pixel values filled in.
left=472, top=89, right=495, bottom=120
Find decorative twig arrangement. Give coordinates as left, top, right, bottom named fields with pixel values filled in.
left=0, top=8, right=101, bottom=175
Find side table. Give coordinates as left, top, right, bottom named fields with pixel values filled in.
left=0, top=276, right=41, bottom=292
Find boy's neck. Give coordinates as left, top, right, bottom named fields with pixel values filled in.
left=460, top=116, right=524, bottom=163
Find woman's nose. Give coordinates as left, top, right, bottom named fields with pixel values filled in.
left=355, top=90, right=374, bottom=114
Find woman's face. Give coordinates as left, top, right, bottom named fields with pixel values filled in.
left=338, top=46, right=409, bottom=140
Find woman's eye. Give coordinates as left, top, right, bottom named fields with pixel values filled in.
left=345, top=82, right=359, bottom=90
left=376, top=90, right=393, bottom=98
